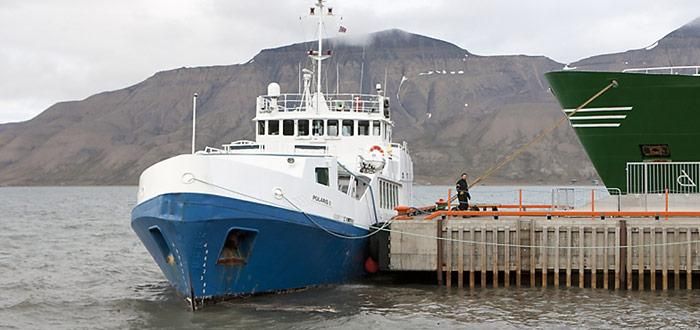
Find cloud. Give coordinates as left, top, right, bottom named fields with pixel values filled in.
left=1, top=0, right=699, bottom=123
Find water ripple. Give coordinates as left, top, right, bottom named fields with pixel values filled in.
left=1, top=186, right=700, bottom=329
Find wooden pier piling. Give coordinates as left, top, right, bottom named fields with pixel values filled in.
left=385, top=217, right=700, bottom=290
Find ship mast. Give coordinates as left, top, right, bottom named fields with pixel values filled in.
left=308, top=1, right=333, bottom=99
left=315, top=0, right=324, bottom=95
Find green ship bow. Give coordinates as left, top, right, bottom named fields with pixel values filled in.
left=545, top=68, right=700, bottom=193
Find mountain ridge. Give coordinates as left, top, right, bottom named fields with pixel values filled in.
left=1, top=18, right=699, bottom=186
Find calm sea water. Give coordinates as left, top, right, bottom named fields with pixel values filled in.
left=1, top=186, right=699, bottom=329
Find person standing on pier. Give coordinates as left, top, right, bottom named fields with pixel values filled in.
left=456, top=173, right=471, bottom=210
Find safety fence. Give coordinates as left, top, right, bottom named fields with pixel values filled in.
left=627, top=162, right=700, bottom=194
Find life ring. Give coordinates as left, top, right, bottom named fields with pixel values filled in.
left=369, top=145, right=384, bottom=156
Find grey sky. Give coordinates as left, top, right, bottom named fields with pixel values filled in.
left=1, top=0, right=699, bottom=123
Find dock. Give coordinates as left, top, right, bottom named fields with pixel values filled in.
left=373, top=213, right=700, bottom=290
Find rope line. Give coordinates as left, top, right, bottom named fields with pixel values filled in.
left=187, top=174, right=695, bottom=249
left=190, top=177, right=276, bottom=207
left=469, top=80, right=619, bottom=189
left=379, top=225, right=700, bottom=250
left=189, top=175, right=390, bottom=240
left=280, top=193, right=392, bottom=240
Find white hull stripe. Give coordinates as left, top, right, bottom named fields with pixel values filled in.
left=563, top=106, right=633, bottom=113
left=572, top=123, right=621, bottom=128
left=569, top=115, right=627, bottom=120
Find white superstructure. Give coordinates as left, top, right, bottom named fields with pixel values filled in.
left=137, top=0, right=413, bottom=230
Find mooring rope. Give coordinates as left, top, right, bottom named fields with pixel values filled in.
left=186, top=174, right=695, bottom=249
left=468, top=80, right=619, bottom=190
left=279, top=192, right=392, bottom=240
left=377, top=223, right=700, bottom=250
left=187, top=174, right=390, bottom=240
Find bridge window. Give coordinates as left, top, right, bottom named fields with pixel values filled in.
left=379, top=180, right=399, bottom=209
left=342, top=120, right=354, bottom=136
left=269, top=120, right=279, bottom=135
left=298, top=120, right=309, bottom=136
left=328, top=120, right=339, bottom=136
left=372, top=121, right=381, bottom=136
left=257, top=121, right=265, bottom=135
left=315, top=167, right=329, bottom=186
left=338, top=173, right=351, bottom=193
left=358, top=120, right=369, bottom=136
left=312, top=120, right=324, bottom=136
left=283, top=120, right=294, bottom=136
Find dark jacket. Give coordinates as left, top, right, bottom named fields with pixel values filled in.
left=456, top=178, right=471, bottom=200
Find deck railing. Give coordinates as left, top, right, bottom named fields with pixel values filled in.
left=622, top=65, right=700, bottom=75
left=627, top=162, right=700, bottom=194
left=258, top=93, right=383, bottom=113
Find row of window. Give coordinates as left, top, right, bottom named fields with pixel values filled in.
left=379, top=180, right=400, bottom=210
left=258, top=119, right=386, bottom=138
left=316, top=167, right=399, bottom=207
left=316, top=167, right=358, bottom=198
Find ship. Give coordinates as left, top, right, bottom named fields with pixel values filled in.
left=545, top=66, right=700, bottom=195
left=130, top=0, right=413, bottom=307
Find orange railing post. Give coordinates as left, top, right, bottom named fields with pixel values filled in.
left=591, top=189, right=595, bottom=213
left=519, top=189, right=523, bottom=211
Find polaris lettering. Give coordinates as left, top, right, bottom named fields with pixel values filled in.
left=312, top=195, right=331, bottom=207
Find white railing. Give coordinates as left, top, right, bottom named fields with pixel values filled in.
left=326, top=94, right=382, bottom=113
left=626, top=162, right=700, bottom=194
left=622, top=65, right=700, bottom=75
left=221, top=140, right=265, bottom=153
left=258, top=93, right=383, bottom=113
left=550, top=187, right=621, bottom=211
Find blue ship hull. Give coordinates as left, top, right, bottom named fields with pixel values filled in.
left=131, top=193, right=369, bottom=302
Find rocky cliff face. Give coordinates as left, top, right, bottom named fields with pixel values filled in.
left=1, top=19, right=698, bottom=186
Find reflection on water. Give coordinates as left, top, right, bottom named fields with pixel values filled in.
left=1, top=186, right=699, bottom=329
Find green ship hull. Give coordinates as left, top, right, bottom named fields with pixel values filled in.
left=545, top=71, right=700, bottom=192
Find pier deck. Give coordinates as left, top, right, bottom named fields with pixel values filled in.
left=378, top=216, right=700, bottom=290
